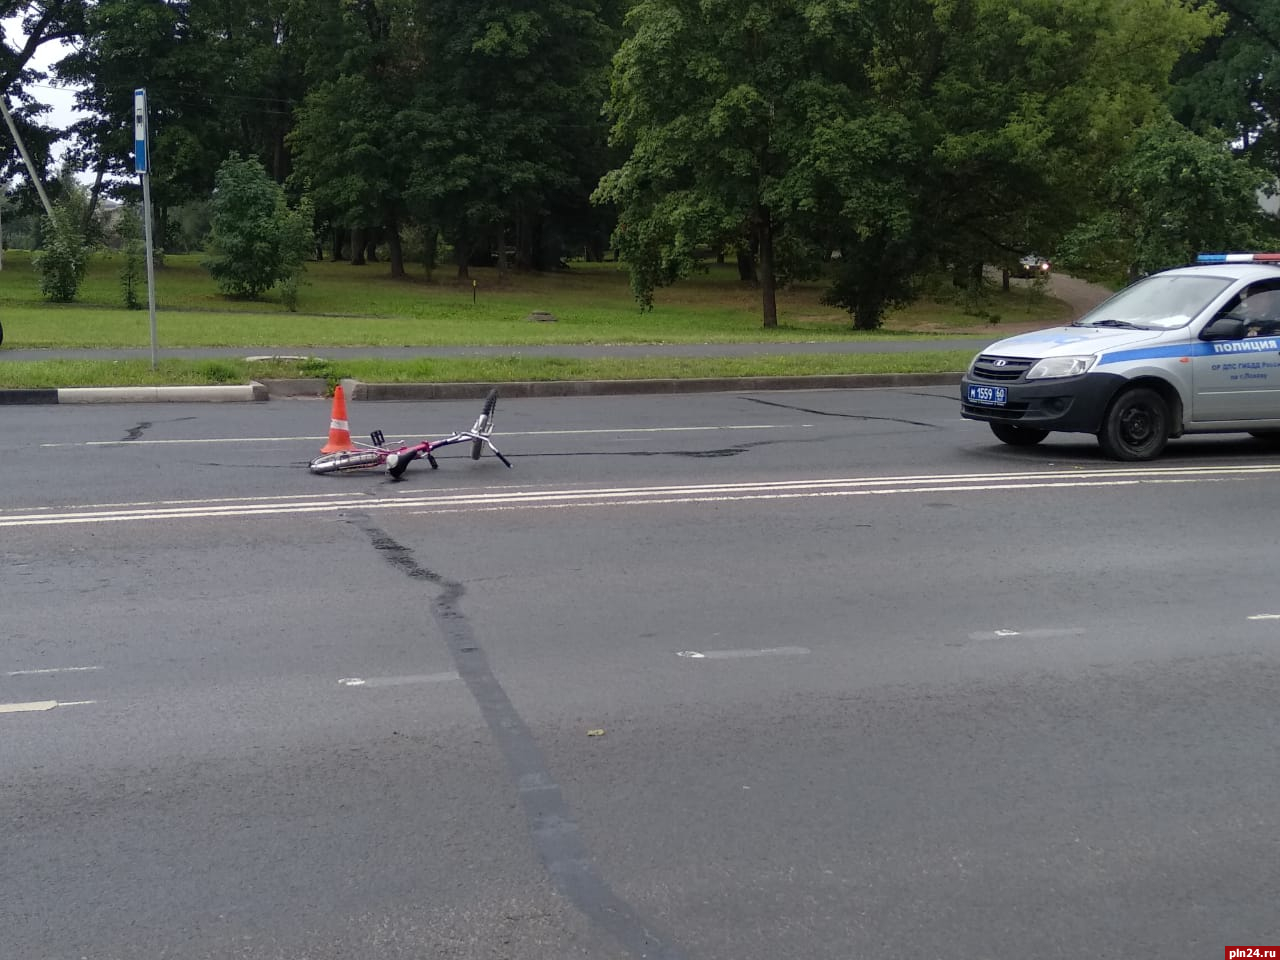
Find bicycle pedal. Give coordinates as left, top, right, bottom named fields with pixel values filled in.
left=370, top=430, right=385, bottom=446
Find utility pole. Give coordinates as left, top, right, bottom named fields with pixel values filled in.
left=0, top=95, right=55, bottom=220
left=135, top=88, right=159, bottom=369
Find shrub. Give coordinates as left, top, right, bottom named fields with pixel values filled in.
left=32, top=201, right=91, bottom=303
left=204, top=153, right=313, bottom=301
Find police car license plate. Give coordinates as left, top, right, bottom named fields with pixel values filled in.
left=967, top=384, right=1007, bottom=406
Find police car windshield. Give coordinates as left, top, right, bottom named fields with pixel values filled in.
left=1073, top=274, right=1233, bottom=330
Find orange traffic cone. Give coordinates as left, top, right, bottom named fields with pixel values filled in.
left=320, top=384, right=355, bottom=453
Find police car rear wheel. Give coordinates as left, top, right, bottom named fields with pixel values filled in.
left=989, top=423, right=1049, bottom=447
left=1099, top=388, right=1169, bottom=461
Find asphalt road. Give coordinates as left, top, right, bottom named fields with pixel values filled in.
left=3, top=388, right=1278, bottom=959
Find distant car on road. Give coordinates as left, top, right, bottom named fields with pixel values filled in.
left=1017, top=254, right=1051, bottom=278
left=961, top=252, right=1280, bottom=460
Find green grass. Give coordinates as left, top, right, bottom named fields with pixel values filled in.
left=0, top=249, right=1066, bottom=387
left=0, top=352, right=976, bottom=390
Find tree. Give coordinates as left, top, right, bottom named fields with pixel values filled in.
left=204, top=153, right=312, bottom=299
left=820, top=0, right=1223, bottom=328
left=32, top=184, right=92, bottom=302
left=56, top=0, right=305, bottom=247
left=287, top=0, right=421, bottom=276
left=1058, top=116, right=1276, bottom=280
left=596, top=0, right=859, bottom=326
left=598, top=0, right=1222, bottom=330
left=408, top=0, right=616, bottom=279
left=1170, top=0, right=1280, bottom=178
left=1, top=1, right=85, bottom=218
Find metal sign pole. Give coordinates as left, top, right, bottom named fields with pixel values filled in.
left=135, top=88, right=158, bottom=369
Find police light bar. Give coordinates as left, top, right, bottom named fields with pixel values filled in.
left=1196, top=252, right=1280, bottom=263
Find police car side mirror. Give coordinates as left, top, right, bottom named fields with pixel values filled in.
left=1201, top=315, right=1248, bottom=341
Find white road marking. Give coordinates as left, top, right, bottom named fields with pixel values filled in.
left=677, top=647, right=810, bottom=660
left=6, top=665, right=103, bottom=676
left=1, top=464, right=1276, bottom=529
left=0, top=700, right=96, bottom=714
left=39, top=424, right=814, bottom=448
left=968, top=628, right=1087, bottom=642
left=338, top=672, right=459, bottom=688
left=1247, top=614, right=1280, bottom=620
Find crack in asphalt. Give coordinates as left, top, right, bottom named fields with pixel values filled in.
left=743, top=396, right=939, bottom=427
left=345, top=513, right=688, bottom=960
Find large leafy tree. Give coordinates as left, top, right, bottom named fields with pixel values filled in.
left=824, top=0, right=1221, bottom=326
left=1170, top=0, right=1280, bottom=177
left=1058, top=116, right=1275, bottom=280
left=409, top=0, right=615, bottom=279
left=1, top=1, right=87, bottom=215
left=56, top=0, right=303, bottom=245
left=599, top=0, right=1222, bottom=329
left=287, top=0, right=421, bottom=276
left=596, top=0, right=859, bottom=326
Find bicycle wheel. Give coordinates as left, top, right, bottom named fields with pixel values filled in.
left=471, top=389, right=498, bottom=460
left=309, top=449, right=384, bottom=474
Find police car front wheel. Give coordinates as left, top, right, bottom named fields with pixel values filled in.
left=990, top=423, right=1049, bottom=447
left=1098, top=387, right=1169, bottom=461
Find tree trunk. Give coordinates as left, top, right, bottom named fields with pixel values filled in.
left=737, top=249, right=757, bottom=283
left=350, top=227, right=366, bottom=265
left=455, top=240, right=471, bottom=282
left=495, top=224, right=508, bottom=279
left=515, top=211, right=534, bottom=271
left=156, top=206, right=169, bottom=260
left=758, top=212, right=778, bottom=328
left=421, top=223, right=437, bottom=282
left=386, top=217, right=405, bottom=279
left=84, top=160, right=106, bottom=237
left=332, top=226, right=347, bottom=261
left=364, top=227, right=380, bottom=262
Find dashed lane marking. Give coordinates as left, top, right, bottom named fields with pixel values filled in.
left=338, top=673, right=459, bottom=687
left=677, top=646, right=810, bottom=660
left=0, top=700, right=96, bottom=714
left=39, top=424, right=815, bottom=448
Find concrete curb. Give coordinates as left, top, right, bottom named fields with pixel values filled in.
left=0, top=383, right=268, bottom=405
left=0, top=373, right=962, bottom=405
left=342, top=372, right=963, bottom=401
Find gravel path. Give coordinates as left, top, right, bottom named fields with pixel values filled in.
left=1048, top=273, right=1113, bottom=315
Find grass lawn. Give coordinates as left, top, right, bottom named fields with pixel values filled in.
left=0, top=250, right=1069, bottom=387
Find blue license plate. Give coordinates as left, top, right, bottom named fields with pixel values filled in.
left=967, top=384, right=1007, bottom=406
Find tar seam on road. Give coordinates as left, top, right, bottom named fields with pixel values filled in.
left=744, top=395, right=938, bottom=428
left=122, top=421, right=153, bottom=442
left=346, top=513, right=688, bottom=960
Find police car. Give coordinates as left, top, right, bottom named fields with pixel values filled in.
left=960, top=253, right=1280, bottom=460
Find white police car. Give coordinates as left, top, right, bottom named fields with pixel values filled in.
left=961, top=253, right=1280, bottom=460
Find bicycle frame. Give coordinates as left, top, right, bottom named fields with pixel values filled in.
left=383, top=429, right=511, bottom=479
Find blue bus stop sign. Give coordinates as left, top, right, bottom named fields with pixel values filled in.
left=133, top=88, right=148, bottom=174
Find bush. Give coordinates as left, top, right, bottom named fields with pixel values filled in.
left=204, top=154, right=313, bottom=301
left=32, top=202, right=91, bottom=303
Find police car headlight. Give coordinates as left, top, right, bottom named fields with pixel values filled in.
left=1025, top=356, right=1095, bottom=380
